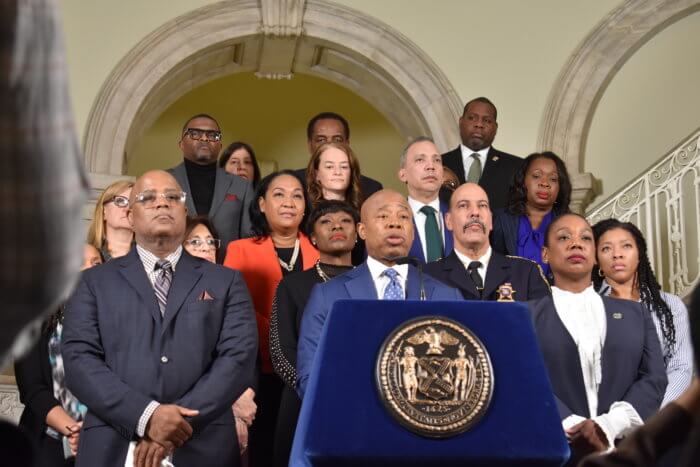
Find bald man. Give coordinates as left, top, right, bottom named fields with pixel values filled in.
left=62, top=171, right=257, bottom=467
left=424, top=183, right=550, bottom=301
left=296, top=189, right=461, bottom=397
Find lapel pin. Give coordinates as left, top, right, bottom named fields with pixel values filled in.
left=496, top=283, right=515, bottom=302
left=492, top=156, right=499, bottom=161
left=613, top=312, right=623, bottom=320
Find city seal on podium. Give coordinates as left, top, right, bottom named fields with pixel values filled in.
left=375, top=316, right=494, bottom=438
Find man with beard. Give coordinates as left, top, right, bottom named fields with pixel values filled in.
left=295, top=189, right=462, bottom=397
left=424, top=183, right=550, bottom=301
left=441, top=97, right=522, bottom=211
left=168, top=114, right=254, bottom=260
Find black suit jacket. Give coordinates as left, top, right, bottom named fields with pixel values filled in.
left=441, top=146, right=523, bottom=210
left=62, top=249, right=258, bottom=467
left=529, top=295, right=667, bottom=421
left=424, top=250, right=550, bottom=301
left=293, top=168, right=383, bottom=200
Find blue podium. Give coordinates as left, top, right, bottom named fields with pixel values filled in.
left=290, top=300, right=569, bottom=466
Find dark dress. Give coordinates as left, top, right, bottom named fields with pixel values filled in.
left=249, top=247, right=303, bottom=467
left=270, top=262, right=353, bottom=467
left=14, top=319, right=75, bottom=467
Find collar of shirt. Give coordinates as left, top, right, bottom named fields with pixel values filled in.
left=366, top=255, right=409, bottom=299
left=454, top=246, right=492, bottom=284
left=407, top=196, right=444, bottom=256
left=460, top=144, right=490, bottom=174
left=136, top=244, right=183, bottom=287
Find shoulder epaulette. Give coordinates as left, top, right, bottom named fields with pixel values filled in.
left=505, top=255, right=551, bottom=293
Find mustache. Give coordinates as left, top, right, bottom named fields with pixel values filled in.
left=463, top=219, right=486, bottom=233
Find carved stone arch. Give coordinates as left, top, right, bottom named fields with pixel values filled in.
left=83, top=0, right=463, bottom=175
left=538, top=0, right=700, bottom=212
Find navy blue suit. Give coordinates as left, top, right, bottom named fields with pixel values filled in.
left=408, top=198, right=454, bottom=263
left=62, top=249, right=258, bottom=467
left=296, top=262, right=462, bottom=396
left=529, top=296, right=667, bottom=421
left=424, top=250, right=550, bottom=301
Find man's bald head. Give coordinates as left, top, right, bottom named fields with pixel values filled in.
left=128, top=170, right=188, bottom=252
left=358, top=189, right=414, bottom=265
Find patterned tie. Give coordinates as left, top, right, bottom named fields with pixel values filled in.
left=467, top=153, right=482, bottom=183
left=419, top=205, right=443, bottom=262
left=382, top=268, right=404, bottom=300
left=154, top=259, right=173, bottom=316
left=467, top=261, right=484, bottom=298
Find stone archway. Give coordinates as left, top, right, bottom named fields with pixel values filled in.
left=83, top=0, right=463, bottom=175
left=538, top=0, right=700, bottom=212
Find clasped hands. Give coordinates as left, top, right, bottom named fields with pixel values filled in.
left=133, top=404, right=199, bottom=467
left=566, top=419, right=609, bottom=458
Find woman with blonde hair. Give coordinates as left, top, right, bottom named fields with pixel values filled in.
left=87, top=180, right=134, bottom=261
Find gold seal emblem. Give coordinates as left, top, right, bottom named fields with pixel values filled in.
left=376, top=316, right=494, bottom=438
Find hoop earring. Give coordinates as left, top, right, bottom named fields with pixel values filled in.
left=598, top=268, right=605, bottom=278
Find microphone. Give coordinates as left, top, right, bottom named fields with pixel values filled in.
left=385, top=256, right=427, bottom=301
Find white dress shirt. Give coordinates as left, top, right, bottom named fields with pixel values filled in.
left=460, top=144, right=490, bottom=179
left=366, top=256, right=409, bottom=299
left=408, top=196, right=444, bottom=259
left=552, top=285, right=643, bottom=448
left=454, top=247, right=492, bottom=285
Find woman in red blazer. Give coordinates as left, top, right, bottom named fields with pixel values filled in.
left=224, top=170, right=319, bottom=467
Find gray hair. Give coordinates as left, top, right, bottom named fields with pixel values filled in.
left=399, top=136, right=435, bottom=168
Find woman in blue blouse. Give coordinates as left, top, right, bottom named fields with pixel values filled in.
left=491, top=151, right=571, bottom=280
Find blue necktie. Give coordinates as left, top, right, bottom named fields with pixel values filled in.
left=382, top=268, right=404, bottom=300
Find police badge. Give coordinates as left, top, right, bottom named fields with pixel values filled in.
left=375, top=316, right=494, bottom=438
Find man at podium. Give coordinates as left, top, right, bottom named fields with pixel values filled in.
left=296, top=189, right=462, bottom=396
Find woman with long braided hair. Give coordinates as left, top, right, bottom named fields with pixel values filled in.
left=593, top=218, right=693, bottom=406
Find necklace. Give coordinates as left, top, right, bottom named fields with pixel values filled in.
left=315, top=261, right=332, bottom=282
left=277, top=238, right=300, bottom=272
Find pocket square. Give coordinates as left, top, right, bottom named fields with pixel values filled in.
left=198, top=290, right=215, bottom=301
left=225, top=193, right=238, bottom=202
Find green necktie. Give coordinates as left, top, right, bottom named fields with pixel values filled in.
left=419, top=205, right=443, bottom=262
left=467, top=153, right=482, bottom=183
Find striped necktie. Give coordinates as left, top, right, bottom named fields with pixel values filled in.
left=154, top=259, right=173, bottom=316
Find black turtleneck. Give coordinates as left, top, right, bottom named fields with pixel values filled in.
left=184, top=159, right=216, bottom=215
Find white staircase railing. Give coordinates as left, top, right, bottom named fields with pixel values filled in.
left=587, top=128, right=700, bottom=299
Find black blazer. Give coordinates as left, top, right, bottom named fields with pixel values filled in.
left=441, top=146, right=522, bottom=211
left=529, top=295, right=667, bottom=421
left=14, top=321, right=71, bottom=466
left=491, top=208, right=520, bottom=256
left=424, top=250, right=550, bottom=301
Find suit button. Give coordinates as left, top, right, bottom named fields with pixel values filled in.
left=160, top=356, right=169, bottom=363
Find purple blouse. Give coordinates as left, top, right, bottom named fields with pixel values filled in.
left=517, top=212, right=553, bottom=278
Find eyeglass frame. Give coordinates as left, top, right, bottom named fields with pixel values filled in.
left=105, top=195, right=129, bottom=208
left=132, top=190, right=188, bottom=208
left=183, top=127, right=223, bottom=142
left=184, top=237, right=221, bottom=250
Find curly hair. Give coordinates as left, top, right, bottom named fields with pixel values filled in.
left=505, top=151, right=571, bottom=217
left=305, top=142, right=363, bottom=211
left=249, top=170, right=310, bottom=240
left=592, top=218, right=676, bottom=359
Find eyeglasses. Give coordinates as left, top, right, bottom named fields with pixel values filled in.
left=133, top=190, right=187, bottom=208
left=185, top=237, right=221, bottom=250
left=105, top=195, right=129, bottom=208
left=183, top=128, right=222, bottom=142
